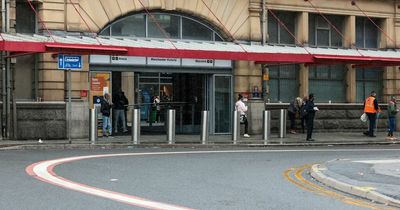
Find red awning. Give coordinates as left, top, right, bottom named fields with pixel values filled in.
left=1, top=33, right=400, bottom=67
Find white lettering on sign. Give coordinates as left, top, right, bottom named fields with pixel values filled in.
left=147, top=57, right=180, bottom=66
left=111, top=56, right=146, bottom=65
left=65, top=57, right=80, bottom=62
left=182, top=59, right=214, bottom=67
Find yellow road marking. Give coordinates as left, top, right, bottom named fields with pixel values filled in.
left=283, top=165, right=396, bottom=210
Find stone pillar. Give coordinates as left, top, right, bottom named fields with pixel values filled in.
left=296, top=12, right=308, bottom=45
left=346, top=64, right=356, bottom=103
left=344, top=15, right=356, bottom=48
left=296, top=12, right=309, bottom=99
left=298, top=64, right=308, bottom=98
left=249, top=0, right=262, bottom=41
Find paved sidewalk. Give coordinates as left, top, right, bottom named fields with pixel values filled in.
left=0, top=131, right=399, bottom=150
left=311, top=159, right=400, bottom=208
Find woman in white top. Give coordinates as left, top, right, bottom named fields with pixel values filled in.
left=235, top=94, right=250, bottom=137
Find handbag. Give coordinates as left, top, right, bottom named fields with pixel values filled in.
left=360, top=113, right=367, bottom=122
left=240, top=115, right=246, bottom=124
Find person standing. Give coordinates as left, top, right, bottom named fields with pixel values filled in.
left=287, top=97, right=302, bottom=134
left=363, top=91, right=380, bottom=137
left=101, top=93, right=113, bottom=137
left=153, top=95, right=161, bottom=123
left=305, top=93, right=318, bottom=141
left=121, top=91, right=129, bottom=129
left=300, top=96, right=308, bottom=134
left=113, top=91, right=128, bottom=134
left=235, top=94, right=250, bottom=138
left=387, top=96, right=398, bottom=140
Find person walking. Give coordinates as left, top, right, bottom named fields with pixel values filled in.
left=113, top=91, right=128, bottom=134
left=387, top=96, right=398, bottom=140
left=287, top=97, right=302, bottom=134
left=363, top=91, right=380, bottom=137
left=101, top=93, right=113, bottom=137
left=305, top=93, right=318, bottom=141
left=235, top=94, right=250, bottom=138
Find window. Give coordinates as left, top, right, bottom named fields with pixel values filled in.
left=182, top=18, right=213, bottom=40
left=309, top=14, right=344, bottom=47
left=267, top=11, right=296, bottom=45
left=99, top=13, right=223, bottom=41
left=148, top=14, right=180, bottom=39
left=356, top=68, right=383, bottom=102
left=356, top=17, right=379, bottom=49
left=111, top=15, right=146, bottom=37
left=16, top=0, right=36, bottom=33
left=268, top=65, right=298, bottom=102
left=309, top=65, right=346, bottom=102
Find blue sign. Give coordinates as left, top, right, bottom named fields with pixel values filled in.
left=58, top=54, right=82, bottom=70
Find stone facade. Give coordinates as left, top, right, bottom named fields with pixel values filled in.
left=2, top=0, right=400, bottom=139
left=16, top=102, right=66, bottom=140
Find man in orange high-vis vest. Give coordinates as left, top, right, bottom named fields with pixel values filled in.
left=363, top=91, right=380, bottom=137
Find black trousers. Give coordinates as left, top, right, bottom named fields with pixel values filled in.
left=288, top=112, right=296, bottom=130
left=366, top=113, right=377, bottom=136
left=241, top=116, right=249, bottom=134
left=306, top=116, right=314, bottom=140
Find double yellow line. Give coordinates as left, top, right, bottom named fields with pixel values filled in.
left=283, top=164, right=396, bottom=210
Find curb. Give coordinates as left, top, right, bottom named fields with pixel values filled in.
left=0, top=140, right=399, bottom=151
left=310, top=164, right=400, bottom=208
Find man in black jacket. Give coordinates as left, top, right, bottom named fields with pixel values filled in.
left=113, top=91, right=128, bottom=134
left=305, top=93, right=318, bottom=141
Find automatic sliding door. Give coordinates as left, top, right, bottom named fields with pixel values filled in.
left=213, top=75, right=232, bottom=134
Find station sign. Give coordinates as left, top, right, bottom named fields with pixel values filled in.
left=58, top=54, right=82, bottom=70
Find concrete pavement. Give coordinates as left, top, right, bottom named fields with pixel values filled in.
left=311, top=158, right=400, bottom=208
left=1, top=131, right=400, bottom=150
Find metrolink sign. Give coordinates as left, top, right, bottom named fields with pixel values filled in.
left=89, top=55, right=232, bottom=68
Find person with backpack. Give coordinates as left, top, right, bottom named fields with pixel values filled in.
left=287, top=97, right=302, bottom=134
left=387, top=96, right=398, bottom=140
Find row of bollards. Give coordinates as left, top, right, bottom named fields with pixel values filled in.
left=90, top=108, right=288, bottom=145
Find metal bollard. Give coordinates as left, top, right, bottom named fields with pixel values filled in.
left=132, top=109, right=140, bottom=145
left=232, top=111, right=240, bottom=144
left=263, top=110, right=271, bottom=144
left=167, top=109, right=176, bottom=144
left=89, top=107, right=98, bottom=145
left=279, top=109, right=287, bottom=138
left=200, top=111, right=209, bottom=144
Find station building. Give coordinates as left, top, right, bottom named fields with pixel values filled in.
left=2, top=0, right=400, bottom=139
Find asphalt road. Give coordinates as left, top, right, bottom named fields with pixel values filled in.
left=1, top=146, right=400, bottom=210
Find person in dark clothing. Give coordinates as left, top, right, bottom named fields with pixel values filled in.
left=113, top=91, right=128, bottom=134
left=300, top=96, right=308, bottom=133
left=305, top=93, right=318, bottom=141
left=363, top=91, right=380, bottom=137
left=101, top=93, right=113, bottom=137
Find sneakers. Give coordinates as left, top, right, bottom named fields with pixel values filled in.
left=289, top=130, right=296, bottom=134
left=243, top=134, right=250, bottom=138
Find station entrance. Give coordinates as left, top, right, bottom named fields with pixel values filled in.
left=110, top=71, right=232, bottom=135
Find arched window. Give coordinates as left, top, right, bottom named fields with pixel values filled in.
left=99, top=12, right=224, bottom=41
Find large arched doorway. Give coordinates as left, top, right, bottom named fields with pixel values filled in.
left=90, top=12, right=233, bottom=135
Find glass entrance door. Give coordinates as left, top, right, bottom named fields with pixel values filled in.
left=213, top=75, right=232, bottom=134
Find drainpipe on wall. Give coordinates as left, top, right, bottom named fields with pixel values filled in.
left=261, top=0, right=269, bottom=103
left=5, top=0, right=12, bottom=139
left=1, top=0, right=5, bottom=139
